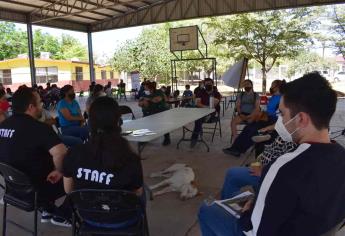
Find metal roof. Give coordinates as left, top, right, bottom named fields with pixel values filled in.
left=0, top=0, right=345, bottom=32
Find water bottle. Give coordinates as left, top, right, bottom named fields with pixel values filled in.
left=209, top=95, right=214, bottom=109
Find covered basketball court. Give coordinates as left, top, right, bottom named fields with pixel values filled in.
left=1, top=1, right=345, bottom=236
left=0, top=0, right=344, bottom=86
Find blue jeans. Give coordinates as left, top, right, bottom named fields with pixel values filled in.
left=61, top=126, right=89, bottom=142
left=221, top=167, right=260, bottom=199
left=59, top=135, right=83, bottom=147
left=198, top=167, right=259, bottom=236
left=199, top=203, right=244, bottom=236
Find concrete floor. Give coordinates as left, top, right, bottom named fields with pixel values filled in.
left=0, top=97, right=345, bottom=236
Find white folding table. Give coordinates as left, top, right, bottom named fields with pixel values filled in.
left=122, top=107, right=215, bottom=155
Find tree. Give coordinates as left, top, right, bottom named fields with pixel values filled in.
left=0, top=22, right=27, bottom=60
left=33, top=29, right=61, bottom=58
left=332, top=5, right=345, bottom=60
left=112, top=24, right=172, bottom=83
left=286, top=51, right=337, bottom=79
left=0, top=23, right=87, bottom=61
left=56, top=34, right=87, bottom=60
left=209, top=9, right=312, bottom=92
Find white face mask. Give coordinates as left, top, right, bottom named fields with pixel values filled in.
left=144, top=90, right=151, bottom=95
left=99, top=92, right=106, bottom=97
left=274, top=114, right=300, bottom=142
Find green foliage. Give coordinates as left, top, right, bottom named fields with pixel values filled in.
left=0, top=22, right=87, bottom=61
left=0, top=22, right=27, bottom=60
left=332, top=5, right=345, bottom=59
left=112, top=24, right=173, bottom=83
left=286, top=51, right=337, bottom=78
left=208, top=9, right=311, bottom=92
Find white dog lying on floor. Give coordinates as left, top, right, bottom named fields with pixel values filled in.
left=149, top=164, right=199, bottom=200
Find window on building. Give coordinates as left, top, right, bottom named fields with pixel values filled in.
left=36, top=67, right=58, bottom=83
left=101, top=70, right=107, bottom=80
left=110, top=71, right=114, bottom=79
left=0, top=69, right=12, bottom=85
left=76, top=67, right=83, bottom=81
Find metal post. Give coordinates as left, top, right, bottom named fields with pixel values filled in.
left=87, top=31, right=95, bottom=82
left=26, top=20, right=36, bottom=86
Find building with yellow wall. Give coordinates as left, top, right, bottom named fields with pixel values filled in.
left=0, top=57, right=119, bottom=91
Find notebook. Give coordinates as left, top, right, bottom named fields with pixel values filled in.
left=214, top=191, right=254, bottom=219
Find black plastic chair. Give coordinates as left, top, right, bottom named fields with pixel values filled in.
left=119, top=105, right=136, bottom=120
left=202, top=112, right=222, bottom=142
left=0, top=162, right=38, bottom=236
left=68, top=189, right=149, bottom=236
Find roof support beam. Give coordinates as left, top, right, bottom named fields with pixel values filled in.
left=91, top=0, right=345, bottom=32
left=27, top=19, right=36, bottom=86
left=30, top=0, right=139, bottom=24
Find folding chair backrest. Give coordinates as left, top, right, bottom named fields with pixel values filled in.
left=68, top=189, right=143, bottom=225
left=0, top=162, right=36, bottom=210
left=119, top=105, right=135, bottom=120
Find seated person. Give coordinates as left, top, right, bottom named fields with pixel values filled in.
left=194, top=81, right=205, bottom=96
left=117, top=79, right=126, bottom=98
left=223, top=80, right=285, bottom=157
left=200, top=72, right=345, bottom=236
left=138, top=81, right=171, bottom=146
left=231, top=80, right=260, bottom=142
left=57, top=85, right=89, bottom=142
left=0, top=86, right=70, bottom=226
left=199, top=136, right=297, bottom=236
left=0, top=89, right=10, bottom=123
left=181, top=84, right=194, bottom=107
left=190, top=78, right=221, bottom=148
left=63, top=96, right=143, bottom=228
left=85, top=84, right=106, bottom=114
left=39, top=109, right=83, bottom=147
left=5, top=88, right=13, bottom=100
left=104, top=81, right=112, bottom=97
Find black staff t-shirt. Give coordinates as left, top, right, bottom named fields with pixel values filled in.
left=63, top=143, right=143, bottom=191
left=0, top=114, right=61, bottom=187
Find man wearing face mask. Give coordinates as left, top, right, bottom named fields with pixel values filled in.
left=198, top=73, right=345, bottom=236
left=231, top=80, right=260, bottom=142
left=57, top=85, right=89, bottom=142
left=138, top=81, right=171, bottom=145
left=242, top=72, right=345, bottom=236
left=190, top=78, right=221, bottom=148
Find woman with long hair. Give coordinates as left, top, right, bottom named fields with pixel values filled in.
left=57, top=85, right=89, bottom=141
left=63, top=96, right=143, bottom=228
left=63, top=96, right=143, bottom=194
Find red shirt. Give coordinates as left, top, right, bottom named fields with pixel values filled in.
left=0, top=100, right=10, bottom=112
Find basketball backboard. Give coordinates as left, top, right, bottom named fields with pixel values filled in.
left=170, top=26, right=199, bottom=52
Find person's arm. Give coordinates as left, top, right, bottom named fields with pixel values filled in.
left=63, top=177, right=74, bottom=193
left=196, top=98, right=207, bottom=108
left=150, top=95, right=163, bottom=103
left=236, top=97, right=241, bottom=114
left=255, top=176, right=297, bottom=235
left=59, top=108, right=84, bottom=122
left=49, top=143, right=67, bottom=172
left=259, top=123, right=275, bottom=133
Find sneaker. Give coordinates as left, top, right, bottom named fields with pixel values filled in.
left=51, top=216, right=71, bottom=227
left=41, top=211, right=53, bottom=223
left=252, top=134, right=271, bottom=143
left=222, top=147, right=241, bottom=157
